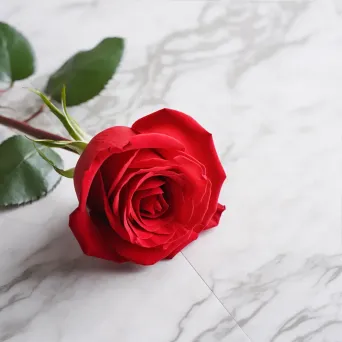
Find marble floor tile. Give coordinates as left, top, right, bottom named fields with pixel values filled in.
left=0, top=153, right=249, bottom=342
left=181, top=0, right=342, bottom=341
left=1, top=0, right=342, bottom=341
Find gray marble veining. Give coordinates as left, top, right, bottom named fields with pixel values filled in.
left=0, top=0, right=341, bottom=341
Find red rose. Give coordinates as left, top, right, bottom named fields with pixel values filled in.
left=69, top=109, right=226, bottom=265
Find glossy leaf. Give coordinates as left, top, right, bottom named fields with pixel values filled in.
left=46, top=37, right=124, bottom=106
left=0, top=135, right=62, bottom=206
left=0, top=22, right=35, bottom=89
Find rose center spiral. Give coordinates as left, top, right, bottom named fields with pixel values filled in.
left=139, top=190, right=169, bottom=219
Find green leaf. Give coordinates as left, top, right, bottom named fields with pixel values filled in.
left=46, top=37, right=124, bottom=106
left=0, top=22, right=35, bottom=88
left=0, top=135, right=62, bottom=207
left=33, top=143, right=74, bottom=178
left=29, top=137, right=87, bottom=154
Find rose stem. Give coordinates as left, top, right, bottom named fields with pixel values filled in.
left=0, top=114, right=78, bottom=154
left=0, top=113, right=68, bottom=140
left=24, top=103, right=45, bottom=123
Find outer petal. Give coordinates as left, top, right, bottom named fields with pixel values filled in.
left=174, top=154, right=210, bottom=228
left=132, top=109, right=226, bottom=225
left=74, top=126, right=184, bottom=210
left=69, top=208, right=126, bottom=263
left=74, top=127, right=135, bottom=209
left=112, top=225, right=190, bottom=265
left=90, top=171, right=133, bottom=242
left=129, top=133, right=184, bottom=151
left=101, top=150, right=139, bottom=193
left=205, top=203, right=226, bottom=230
left=166, top=231, right=198, bottom=259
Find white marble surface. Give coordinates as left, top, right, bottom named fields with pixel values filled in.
left=1, top=0, right=342, bottom=341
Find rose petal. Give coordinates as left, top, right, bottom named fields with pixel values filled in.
left=112, top=171, right=153, bottom=216
left=158, top=194, right=169, bottom=212
left=131, top=188, right=164, bottom=224
left=112, top=224, right=190, bottom=265
left=69, top=208, right=126, bottom=263
left=121, top=171, right=183, bottom=237
left=112, top=167, right=183, bottom=217
left=111, top=166, right=174, bottom=211
left=129, top=157, right=169, bottom=169
left=140, top=195, right=157, bottom=215
left=124, top=194, right=176, bottom=248
left=123, top=213, right=154, bottom=241
left=92, top=171, right=135, bottom=242
left=74, top=127, right=136, bottom=209
left=174, top=154, right=208, bottom=207
left=154, top=197, right=163, bottom=212
left=128, top=133, right=184, bottom=151
left=127, top=149, right=162, bottom=169
left=132, top=108, right=226, bottom=225
left=125, top=218, right=175, bottom=248
left=132, top=189, right=172, bottom=234
left=193, top=179, right=212, bottom=233
left=205, top=203, right=226, bottom=230
left=74, top=127, right=185, bottom=211
left=129, top=150, right=210, bottom=230
left=138, top=177, right=165, bottom=190
left=102, top=150, right=139, bottom=193
left=162, top=176, right=195, bottom=225
left=161, top=223, right=191, bottom=250
left=87, top=172, right=106, bottom=214
left=166, top=231, right=198, bottom=259
left=118, top=172, right=172, bottom=245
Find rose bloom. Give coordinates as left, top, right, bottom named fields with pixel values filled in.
left=69, top=109, right=226, bottom=265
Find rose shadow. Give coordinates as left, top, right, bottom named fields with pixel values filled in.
left=23, top=218, right=149, bottom=280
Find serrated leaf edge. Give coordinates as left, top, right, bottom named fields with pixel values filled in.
left=0, top=135, right=63, bottom=207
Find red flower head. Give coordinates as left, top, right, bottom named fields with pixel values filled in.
left=69, top=109, right=226, bottom=265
